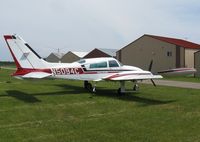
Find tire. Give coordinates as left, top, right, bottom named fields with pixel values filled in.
left=86, top=83, right=93, bottom=92
left=117, top=88, right=122, bottom=95
left=84, top=81, right=89, bottom=89
left=133, top=84, right=139, bottom=91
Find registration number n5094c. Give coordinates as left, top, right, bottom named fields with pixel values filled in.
left=51, top=68, right=83, bottom=75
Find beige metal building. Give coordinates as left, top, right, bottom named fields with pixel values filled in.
left=61, top=51, right=88, bottom=63
left=194, top=51, right=200, bottom=77
left=117, top=35, right=200, bottom=73
left=46, top=52, right=64, bottom=63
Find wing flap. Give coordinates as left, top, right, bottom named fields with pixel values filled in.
left=104, top=73, right=162, bottom=81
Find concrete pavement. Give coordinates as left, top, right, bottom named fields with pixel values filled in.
left=142, top=80, right=200, bottom=89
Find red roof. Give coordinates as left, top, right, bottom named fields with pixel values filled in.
left=147, top=35, right=200, bottom=49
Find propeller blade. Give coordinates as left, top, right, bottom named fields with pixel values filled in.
left=151, top=79, right=156, bottom=87
left=148, top=60, right=153, bottom=71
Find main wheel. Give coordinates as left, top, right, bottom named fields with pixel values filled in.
left=133, top=84, right=139, bottom=91
left=86, top=83, right=93, bottom=92
left=84, top=81, right=89, bottom=89
left=117, top=88, right=124, bottom=95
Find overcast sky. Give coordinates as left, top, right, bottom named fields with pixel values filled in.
left=0, top=0, right=200, bottom=61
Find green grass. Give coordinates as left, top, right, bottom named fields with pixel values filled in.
left=0, top=61, right=15, bottom=67
left=1, top=69, right=200, bottom=142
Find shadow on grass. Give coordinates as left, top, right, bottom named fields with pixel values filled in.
left=2, top=84, right=84, bottom=103
left=3, top=83, right=175, bottom=105
left=95, top=89, right=175, bottom=105
left=6, top=90, right=41, bottom=103
left=57, top=84, right=176, bottom=105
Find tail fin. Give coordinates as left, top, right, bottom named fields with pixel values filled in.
left=4, top=34, right=52, bottom=78
left=4, top=34, right=48, bottom=69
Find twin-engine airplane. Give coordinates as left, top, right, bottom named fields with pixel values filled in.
left=4, top=34, right=162, bottom=94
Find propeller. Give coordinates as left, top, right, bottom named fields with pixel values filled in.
left=148, top=59, right=156, bottom=87
left=148, top=59, right=153, bottom=71
left=151, top=79, right=156, bottom=87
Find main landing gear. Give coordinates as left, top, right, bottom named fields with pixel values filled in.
left=84, top=80, right=139, bottom=95
left=84, top=81, right=96, bottom=93
left=133, top=83, right=139, bottom=91
left=117, top=81, right=139, bottom=95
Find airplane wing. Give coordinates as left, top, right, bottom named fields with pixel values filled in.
left=104, top=72, right=162, bottom=81
left=158, top=68, right=196, bottom=76
left=21, top=72, right=52, bottom=79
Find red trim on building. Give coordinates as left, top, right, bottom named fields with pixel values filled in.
left=148, top=35, right=200, bottom=49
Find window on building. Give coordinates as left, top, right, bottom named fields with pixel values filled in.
left=167, top=51, right=172, bottom=57
left=109, top=60, right=119, bottom=67
left=89, top=61, right=107, bottom=68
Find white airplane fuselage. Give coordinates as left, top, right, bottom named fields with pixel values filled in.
left=49, top=59, right=150, bottom=81
left=14, top=57, right=152, bottom=81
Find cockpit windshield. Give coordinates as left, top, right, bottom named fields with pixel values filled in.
left=109, top=60, right=119, bottom=67
left=118, top=61, right=123, bottom=66
left=108, top=59, right=123, bottom=67
left=77, top=59, right=86, bottom=64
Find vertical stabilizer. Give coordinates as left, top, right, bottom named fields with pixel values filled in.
left=4, top=34, right=48, bottom=69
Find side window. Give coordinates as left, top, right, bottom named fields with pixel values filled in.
left=90, top=62, right=107, bottom=68
left=167, top=51, right=172, bottom=57
left=109, top=60, right=119, bottom=67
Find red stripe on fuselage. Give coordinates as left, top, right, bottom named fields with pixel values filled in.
left=51, top=68, right=120, bottom=75
left=13, top=68, right=52, bottom=76
left=13, top=68, right=121, bottom=77
left=83, top=71, right=119, bottom=74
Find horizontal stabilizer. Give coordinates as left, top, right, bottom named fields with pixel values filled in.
left=22, top=72, right=52, bottom=79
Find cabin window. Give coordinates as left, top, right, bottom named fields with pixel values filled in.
left=90, top=61, right=107, bottom=68
left=109, top=60, right=119, bottom=67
